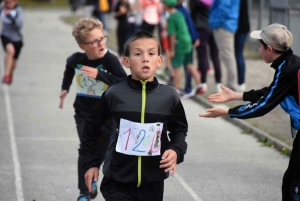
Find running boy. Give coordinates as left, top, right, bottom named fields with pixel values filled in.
left=0, top=0, right=23, bottom=84
left=163, top=0, right=203, bottom=97
left=81, top=30, right=188, bottom=201
left=199, top=23, right=300, bottom=201
left=58, top=18, right=127, bottom=201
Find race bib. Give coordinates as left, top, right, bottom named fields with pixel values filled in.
left=116, top=119, right=163, bottom=156
left=75, top=64, right=108, bottom=98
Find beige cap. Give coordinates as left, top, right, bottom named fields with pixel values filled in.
left=250, top=23, right=293, bottom=51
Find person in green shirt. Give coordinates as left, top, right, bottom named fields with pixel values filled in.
left=163, top=0, right=203, bottom=98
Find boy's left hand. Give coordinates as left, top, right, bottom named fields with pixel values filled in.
left=199, top=107, right=229, bottom=118
left=82, top=66, right=98, bottom=79
left=160, top=149, right=177, bottom=176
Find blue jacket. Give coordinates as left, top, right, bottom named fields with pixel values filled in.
left=176, top=5, right=199, bottom=44
left=208, top=0, right=240, bottom=33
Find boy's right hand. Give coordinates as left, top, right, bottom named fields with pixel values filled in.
left=84, top=167, right=99, bottom=194
left=207, top=85, right=235, bottom=103
left=59, top=90, right=68, bottom=109
left=82, top=66, right=98, bottom=79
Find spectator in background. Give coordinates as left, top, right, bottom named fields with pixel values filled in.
left=114, top=0, right=131, bottom=63
left=163, top=0, right=204, bottom=97
left=189, top=0, right=222, bottom=93
left=127, top=0, right=137, bottom=37
left=83, top=0, right=97, bottom=18
left=160, top=9, right=172, bottom=80
left=209, top=0, right=240, bottom=91
left=235, top=0, right=250, bottom=92
left=140, top=0, right=160, bottom=34
left=133, top=0, right=143, bottom=32
left=176, top=0, right=201, bottom=94
left=93, top=0, right=110, bottom=31
left=69, top=0, right=81, bottom=12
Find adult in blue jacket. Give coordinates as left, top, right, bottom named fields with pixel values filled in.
left=209, top=0, right=240, bottom=91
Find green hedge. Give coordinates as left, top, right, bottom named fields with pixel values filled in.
left=19, top=0, right=68, bottom=8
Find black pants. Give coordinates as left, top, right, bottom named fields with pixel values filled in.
left=75, top=113, right=114, bottom=193
left=140, top=21, right=155, bottom=34
left=282, top=131, right=300, bottom=201
left=196, top=27, right=221, bottom=84
left=1, top=35, right=23, bottom=59
left=100, top=177, right=164, bottom=201
left=116, top=19, right=130, bottom=56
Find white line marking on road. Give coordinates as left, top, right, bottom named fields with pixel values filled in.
left=3, top=85, right=24, bottom=201
left=174, top=173, right=203, bottom=201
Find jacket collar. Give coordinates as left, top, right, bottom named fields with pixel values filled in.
left=270, top=49, right=293, bottom=69
left=127, top=75, right=159, bottom=92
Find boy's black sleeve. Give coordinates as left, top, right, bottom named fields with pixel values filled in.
left=96, top=54, right=127, bottom=84
left=229, top=70, right=294, bottom=119
left=243, top=87, right=269, bottom=103
left=167, top=101, right=188, bottom=164
left=80, top=93, right=110, bottom=173
left=61, top=57, right=75, bottom=92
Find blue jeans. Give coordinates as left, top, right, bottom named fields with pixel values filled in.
left=234, top=32, right=248, bottom=85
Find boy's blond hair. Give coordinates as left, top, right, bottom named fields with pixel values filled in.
left=72, top=18, right=103, bottom=44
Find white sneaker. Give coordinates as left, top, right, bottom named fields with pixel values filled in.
left=181, top=91, right=196, bottom=99
left=238, top=84, right=246, bottom=92
left=202, top=83, right=207, bottom=91
left=216, top=83, right=222, bottom=93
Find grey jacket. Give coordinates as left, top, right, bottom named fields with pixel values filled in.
left=0, top=4, right=23, bottom=41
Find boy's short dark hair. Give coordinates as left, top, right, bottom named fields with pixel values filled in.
left=124, top=30, right=161, bottom=57
left=259, top=39, right=286, bottom=54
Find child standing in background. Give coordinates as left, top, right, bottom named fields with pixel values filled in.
left=163, top=0, right=203, bottom=97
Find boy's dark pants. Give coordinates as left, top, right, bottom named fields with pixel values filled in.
left=100, top=176, right=164, bottom=201
left=75, top=113, right=113, bottom=193
left=282, top=131, right=300, bottom=201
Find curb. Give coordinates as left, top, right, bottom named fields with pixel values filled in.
left=107, top=40, right=293, bottom=154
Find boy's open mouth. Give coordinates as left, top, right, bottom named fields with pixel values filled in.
left=142, top=66, right=150, bottom=73
left=99, top=48, right=104, bottom=53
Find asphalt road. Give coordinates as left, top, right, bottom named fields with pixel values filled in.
left=0, top=9, right=290, bottom=201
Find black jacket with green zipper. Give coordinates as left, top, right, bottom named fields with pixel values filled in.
left=81, top=76, right=188, bottom=185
